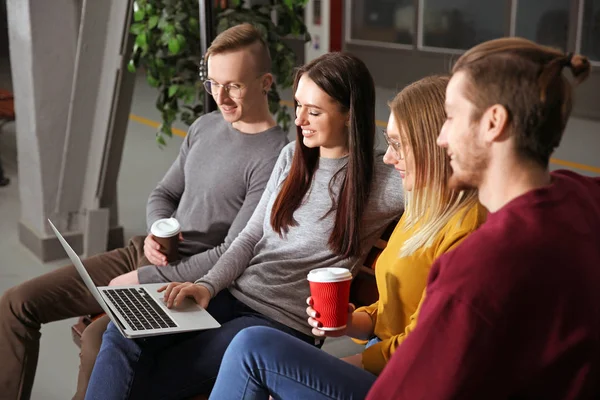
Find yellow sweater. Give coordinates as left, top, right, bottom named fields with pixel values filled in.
left=356, top=203, right=486, bottom=375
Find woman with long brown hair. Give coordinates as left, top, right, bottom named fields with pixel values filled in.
left=85, top=52, right=403, bottom=399
left=207, top=75, right=486, bottom=400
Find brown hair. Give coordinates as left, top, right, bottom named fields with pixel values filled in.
left=205, top=23, right=271, bottom=74
left=390, top=76, right=479, bottom=257
left=452, top=37, right=591, bottom=167
left=270, top=53, right=376, bottom=259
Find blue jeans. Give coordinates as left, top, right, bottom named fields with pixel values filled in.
left=209, top=326, right=377, bottom=400
left=85, top=290, right=318, bottom=400
left=365, top=336, right=382, bottom=349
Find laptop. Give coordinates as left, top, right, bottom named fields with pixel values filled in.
left=48, top=220, right=221, bottom=338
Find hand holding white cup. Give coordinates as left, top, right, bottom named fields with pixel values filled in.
left=149, top=218, right=181, bottom=264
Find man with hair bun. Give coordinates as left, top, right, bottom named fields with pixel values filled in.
left=369, top=37, right=600, bottom=399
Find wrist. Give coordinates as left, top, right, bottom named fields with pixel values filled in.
left=347, top=311, right=374, bottom=340
left=196, top=282, right=215, bottom=298
left=346, top=312, right=360, bottom=337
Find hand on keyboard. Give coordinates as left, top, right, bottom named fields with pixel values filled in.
left=158, top=282, right=211, bottom=309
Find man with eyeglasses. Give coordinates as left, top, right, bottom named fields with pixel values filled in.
left=0, top=23, right=288, bottom=400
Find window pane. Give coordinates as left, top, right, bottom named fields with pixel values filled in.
left=581, top=0, right=600, bottom=61
left=422, top=0, right=507, bottom=50
left=350, top=0, right=414, bottom=45
left=516, top=0, right=570, bottom=51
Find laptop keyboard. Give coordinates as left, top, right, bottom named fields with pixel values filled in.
left=104, top=287, right=177, bottom=331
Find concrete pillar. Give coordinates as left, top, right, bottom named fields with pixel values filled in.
left=6, top=0, right=132, bottom=261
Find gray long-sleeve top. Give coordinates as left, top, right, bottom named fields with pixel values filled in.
left=137, top=112, right=288, bottom=284
left=196, top=142, right=405, bottom=336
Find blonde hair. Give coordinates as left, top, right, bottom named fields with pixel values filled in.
left=453, top=37, right=591, bottom=167
left=205, top=23, right=271, bottom=74
left=390, top=76, right=479, bottom=258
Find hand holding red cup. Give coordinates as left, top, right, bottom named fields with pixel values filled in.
left=307, top=267, right=353, bottom=331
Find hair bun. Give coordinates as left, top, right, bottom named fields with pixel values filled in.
left=569, top=54, right=591, bottom=85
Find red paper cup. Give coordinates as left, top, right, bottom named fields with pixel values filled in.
left=307, top=267, right=353, bottom=330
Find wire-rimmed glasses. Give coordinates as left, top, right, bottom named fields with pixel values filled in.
left=382, top=129, right=405, bottom=160
left=202, top=80, right=245, bottom=99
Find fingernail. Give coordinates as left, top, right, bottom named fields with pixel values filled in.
left=312, top=312, right=317, bottom=318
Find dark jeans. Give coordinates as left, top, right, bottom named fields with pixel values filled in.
left=209, top=326, right=377, bottom=400
left=85, top=290, right=320, bottom=400
left=0, top=236, right=148, bottom=400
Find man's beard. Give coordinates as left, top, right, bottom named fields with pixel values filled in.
left=448, top=134, right=488, bottom=191
left=448, top=170, right=477, bottom=191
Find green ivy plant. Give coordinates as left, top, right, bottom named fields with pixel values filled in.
left=129, top=0, right=310, bottom=146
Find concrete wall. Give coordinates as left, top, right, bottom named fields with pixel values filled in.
left=340, top=0, right=600, bottom=176
left=345, top=44, right=600, bottom=121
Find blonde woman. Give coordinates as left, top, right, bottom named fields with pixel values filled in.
left=207, top=75, right=486, bottom=400
left=328, top=75, right=484, bottom=374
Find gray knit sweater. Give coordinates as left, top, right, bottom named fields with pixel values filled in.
left=138, top=112, right=288, bottom=284
left=196, top=142, right=404, bottom=336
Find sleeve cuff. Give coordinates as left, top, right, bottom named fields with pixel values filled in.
left=355, top=306, right=378, bottom=324
left=352, top=337, right=368, bottom=345
left=355, top=305, right=369, bottom=313
left=361, top=341, right=387, bottom=376
left=195, top=281, right=216, bottom=297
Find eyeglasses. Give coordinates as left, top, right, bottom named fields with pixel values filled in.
left=203, top=80, right=245, bottom=99
left=202, top=75, right=265, bottom=100
left=382, top=129, right=405, bottom=160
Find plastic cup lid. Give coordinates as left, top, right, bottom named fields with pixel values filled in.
left=307, top=267, right=352, bottom=283
left=150, top=218, right=181, bottom=238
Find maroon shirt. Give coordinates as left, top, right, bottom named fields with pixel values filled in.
left=368, top=170, right=600, bottom=399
